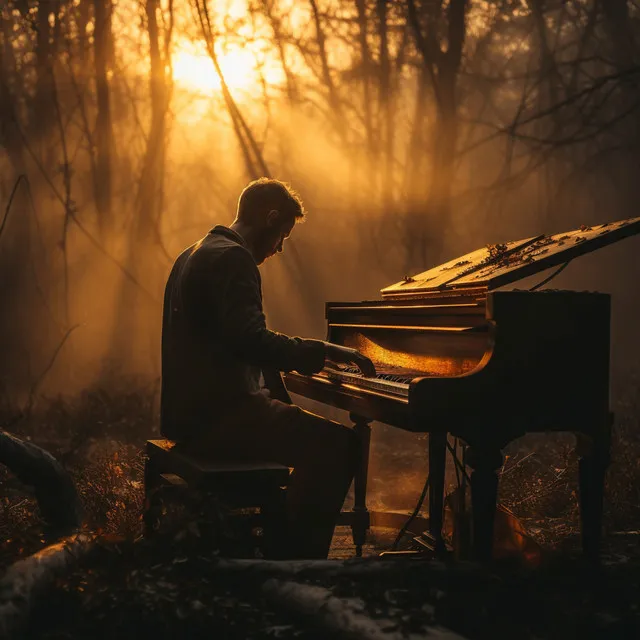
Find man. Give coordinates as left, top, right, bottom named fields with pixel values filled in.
left=161, top=177, right=375, bottom=559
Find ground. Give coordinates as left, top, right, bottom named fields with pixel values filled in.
left=16, top=530, right=640, bottom=639
left=2, top=380, right=640, bottom=638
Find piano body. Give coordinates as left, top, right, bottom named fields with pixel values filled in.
left=284, top=217, right=640, bottom=561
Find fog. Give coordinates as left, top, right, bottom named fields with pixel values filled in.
left=1, top=0, right=640, bottom=409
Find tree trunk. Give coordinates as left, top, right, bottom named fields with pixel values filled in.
left=402, top=68, right=429, bottom=271
left=135, top=0, right=168, bottom=245
left=262, top=0, right=298, bottom=106
left=32, top=1, right=57, bottom=138
left=601, top=0, right=636, bottom=70
left=104, top=0, right=172, bottom=377
left=263, top=579, right=467, bottom=640
left=0, top=14, right=26, bottom=176
left=93, top=0, right=115, bottom=239
left=0, top=534, right=95, bottom=640
left=355, top=0, right=375, bottom=159
left=0, top=431, right=82, bottom=536
left=377, top=0, right=393, bottom=215
left=421, top=68, right=459, bottom=266
left=0, top=12, right=33, bottom=394
left=405, top=0, right=468, bottom=271
left=309, top=0, right=346, bottom=144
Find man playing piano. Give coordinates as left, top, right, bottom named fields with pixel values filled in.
left=160, top=177, right=375, bottom=559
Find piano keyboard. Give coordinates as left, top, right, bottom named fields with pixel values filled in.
left=319, top=366, right=415, bottom=397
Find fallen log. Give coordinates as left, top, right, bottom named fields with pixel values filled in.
left=213, top=557, right=488, bottom=587
left=262, top=579, right=467, bottom=640
left=0, top=430, right=82, bottom=536
left=0, top=533, right=96, bottom=639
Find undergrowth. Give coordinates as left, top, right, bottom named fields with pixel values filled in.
left=1, top=373, right=640, bottom=569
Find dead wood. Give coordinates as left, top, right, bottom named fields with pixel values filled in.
left=0, top=431, right=82, bottom=535
left=262, top=578, right=467, bottom=640
left=0, top=533, right=96, bottom=639
left=213, top=557, right=486, bottom=587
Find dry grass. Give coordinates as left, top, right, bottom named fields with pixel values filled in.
left=0, top=379, right=156, bottom=567
left=1, top=373, right=640, bottom=568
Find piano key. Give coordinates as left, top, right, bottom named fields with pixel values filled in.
left=319, top=368, right=411, bottom=397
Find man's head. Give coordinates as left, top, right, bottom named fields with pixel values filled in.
left=234, top=178, right=305, bottom=265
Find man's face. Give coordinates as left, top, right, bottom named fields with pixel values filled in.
left=255, top=213, right=295, bottom=265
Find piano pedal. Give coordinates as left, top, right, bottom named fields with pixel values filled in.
left=378, top=534, right=442, bottom=560
left=412, top=531, right=452, bottom=558
left=378, top=550, right=423, bottom=558
left=412, top=530, right=436, bottom=550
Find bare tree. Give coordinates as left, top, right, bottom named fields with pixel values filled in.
left=134, top=0, right=174, bottom=253
left=405, top=0, right=469, bottom=269
left=93, top=0, right=115, bottom=238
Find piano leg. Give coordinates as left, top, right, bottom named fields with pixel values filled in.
left=467, top=446, right=503, bottom=562
left=350, top=413, right=372, bottom=557
left=577, top=414, right=612, bottom=562
left=428, top=432, right=447, bottom=555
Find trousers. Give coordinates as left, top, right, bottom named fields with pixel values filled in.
left=179, top=395, right=359, bottom=559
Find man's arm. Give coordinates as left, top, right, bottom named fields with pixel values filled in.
left=218, top=247, right=326, bottom=375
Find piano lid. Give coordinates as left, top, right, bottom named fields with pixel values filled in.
left=381, top=216, right=640, bottom=299
left=380, top=236, right=542, bottom=298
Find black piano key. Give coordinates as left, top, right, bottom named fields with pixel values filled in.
left=327, top=365, right=417, bottom=385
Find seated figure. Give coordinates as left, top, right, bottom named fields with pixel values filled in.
left=160, top=178, right=374, bottom=559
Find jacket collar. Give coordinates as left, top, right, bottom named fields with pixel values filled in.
left=209, top=225, right=249, bottom=250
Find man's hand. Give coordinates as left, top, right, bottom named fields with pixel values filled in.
left=324, top=343, right=376, bottom=377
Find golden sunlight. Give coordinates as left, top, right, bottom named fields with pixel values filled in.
left=172, top=45, right=283, bottom=95
left=173, top=48, right=248, bottom=94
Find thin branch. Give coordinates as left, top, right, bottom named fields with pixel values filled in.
left=510, top=66, right=640, bottom=132
left=0, top=174, right=28, bottom=243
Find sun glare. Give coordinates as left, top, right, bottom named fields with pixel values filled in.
left=171, top=41, right=285, bottom=124
left=173, top=48, right=253, bottom=94
left=172, top=42, right=284, bottom=96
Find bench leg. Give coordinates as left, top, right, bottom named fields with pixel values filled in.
left=143, top=457, right=162, bottom=537
left=144, top=461, right=190, bottom=538
left=261, top=486, right=288, bottom=559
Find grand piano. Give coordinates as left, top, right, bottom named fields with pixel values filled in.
left=284, top=217, right=640, bottom=561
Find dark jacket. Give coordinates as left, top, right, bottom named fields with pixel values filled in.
left=160, top=225, right=325, bottom=440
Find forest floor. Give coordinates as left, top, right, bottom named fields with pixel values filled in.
left=2, top=379, right=640, bottom=639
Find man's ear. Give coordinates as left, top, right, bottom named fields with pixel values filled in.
left=266, top=209, right=280, bottom=227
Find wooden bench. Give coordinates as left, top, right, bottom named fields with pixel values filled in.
left=143, top=439, right=290, bottom=557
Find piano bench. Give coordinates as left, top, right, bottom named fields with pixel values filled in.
left=143, top=439, right=290, bottom=557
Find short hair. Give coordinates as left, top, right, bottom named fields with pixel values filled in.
left=237, top=178, right=306, bottom=224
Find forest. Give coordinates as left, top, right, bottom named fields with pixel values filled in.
left=2, top=0, right=640, bottom=638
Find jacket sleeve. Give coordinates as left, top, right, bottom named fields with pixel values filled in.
left=217, top=247, right=326, bottom=375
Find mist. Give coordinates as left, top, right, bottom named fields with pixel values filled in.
left=1, top=0, right=640, bottom=425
